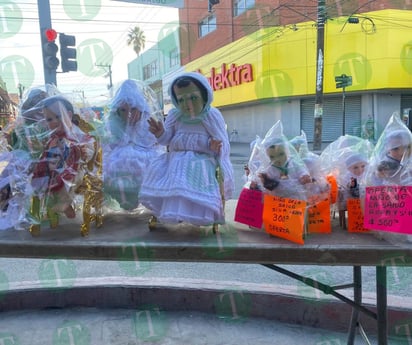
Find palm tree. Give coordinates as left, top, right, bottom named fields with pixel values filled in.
left=127, top=26, right=146, bottom=56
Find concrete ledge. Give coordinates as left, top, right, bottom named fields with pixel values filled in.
left=1, top=277, right=411, bottom=337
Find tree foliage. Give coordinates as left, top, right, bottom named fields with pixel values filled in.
left=127, top=26, right=146, bottom=56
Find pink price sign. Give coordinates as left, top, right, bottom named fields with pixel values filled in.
left=364, top=185, right=412, bottom=234
left=234, top=188, right=264, bottom=229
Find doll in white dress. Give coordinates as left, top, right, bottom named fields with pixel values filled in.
left=103, top=79, right=165, bottom=211
left=140, top=72, right=234, bottom=226
left=249, top=121, right=312, bottom=201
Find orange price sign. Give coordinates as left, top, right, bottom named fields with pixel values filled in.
left=262, top=194, right=306, bottom=245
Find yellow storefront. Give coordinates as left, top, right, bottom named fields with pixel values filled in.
left=184, top=9, right=412, bottom=145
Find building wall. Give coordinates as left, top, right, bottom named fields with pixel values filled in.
left=127, top=28, right=181, bottom=110
left=179, top=0, right=409, bottom=65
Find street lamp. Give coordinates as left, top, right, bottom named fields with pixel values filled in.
left=335, top=74, right=352, bottom=135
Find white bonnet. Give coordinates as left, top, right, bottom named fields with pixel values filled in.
left=345, top=153, right=367, bottom=168
left=385, top=129, right=411, bottom=151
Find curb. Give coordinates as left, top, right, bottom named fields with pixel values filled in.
left=1, top=276, right=412, bottom=337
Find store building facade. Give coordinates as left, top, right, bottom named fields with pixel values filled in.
left=129, top=2, right=412, bottom=147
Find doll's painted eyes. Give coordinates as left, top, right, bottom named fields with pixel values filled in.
left=177, top=94, right=200, bottom=104
left=118, top=107, right=139, bottom=116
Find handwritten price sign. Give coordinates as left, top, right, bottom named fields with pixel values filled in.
left=263, top=195, right=306, bottom=245
left=364, top=186, right=412, bottom=234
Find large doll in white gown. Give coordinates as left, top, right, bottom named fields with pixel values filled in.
left=103, top=79, right=165, bottom=211
left=140, top=72, right=234, bottom=226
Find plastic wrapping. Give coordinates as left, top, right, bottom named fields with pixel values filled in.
left=361, top=112, right=412, bottom=244
left=320, top=134, right=374, bottom=210
left=4, top=84, right=61, bottom=159
left=0, top=150, right=33, bottom=230
left=362, top=112, right=412, bottom=186
left=290, top=130, right=331, bottom=204
left=102, top=79, right=166, bottom=211
left=248, top=121, right=311, bottom=201
left=290, top=130, right=308, bottom=156
left=29, top=95, right=96, bottom=222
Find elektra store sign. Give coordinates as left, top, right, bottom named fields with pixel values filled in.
left=197, top=63, right=253, bottom=91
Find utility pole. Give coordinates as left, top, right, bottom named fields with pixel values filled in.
left=312, top=0, right=326, bottom=151
left=95, top=63, right=113, bottom=95
left=17, top=83, right=25, bottom=99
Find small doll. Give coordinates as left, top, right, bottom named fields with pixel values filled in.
left=321, top=135, right=374, bottom=208
left=102, top=79, right=165, bottom=211
left=250, top=122, right=311, bottom=201
left=31, top=95, right=94, bottom=227
left=335, top=151, right=368, bottom=215
left=140, top=72, right=234, bottom=227
left=0, top=150, right=33, bottom=230
left=5, top=84, right=60, bottom=158
left=364, top=113, right=412, bottom=186
left=344, top=153, right=368, bottom=198
left=0, top=85, right=61, bottom=224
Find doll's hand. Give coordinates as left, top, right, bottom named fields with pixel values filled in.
left=259, top=173, right=279, bottom=191
left=210, top=138, right=222, bottom=154
left=147, top=118, right=164, bottom=138
left=299, top=174, right=312, bottom=185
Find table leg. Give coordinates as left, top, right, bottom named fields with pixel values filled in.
left=347, top=266, right=362, bottom=345
left=376, top=266, right=388, bottom=345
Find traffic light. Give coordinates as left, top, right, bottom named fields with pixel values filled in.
left=42, top=28, right=59, bottom=70
left=59, top=33, right=78, bottom=73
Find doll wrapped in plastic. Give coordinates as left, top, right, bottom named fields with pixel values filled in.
left=0, top=85, right=61, bottom=229
left=361, top=112, right=412, bottom=243
left=249, top=121, right=311, bottom=201
left=30, top=95, right=95, bottom=233
left=102, top=79, right=165, bottom=211
left=321, top=136, right=373, bottom=194
left=140, top=72, right=234, bottom=227
left=293, top=131, right=331, bottom=204
left=4, top=84, right=60, bottom=158
left=363, top=112, right=412, bottom=186
left=320, top=135, right=373, bottom=226
left=0, top=150, right=33, bottom=230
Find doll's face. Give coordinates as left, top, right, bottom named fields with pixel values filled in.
left=266, top=145, right=287, bottom=167
left=43, top=107, right=62, bottom=131
left=173, top=82, right=205, bottom=118
left=117, top=103, right=141, bottom=125
left=387, top=144, right=411, bottom=162
left=348, top=161, right=366, bottom=177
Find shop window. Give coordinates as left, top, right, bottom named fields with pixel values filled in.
left=234, top=0, right=255, bottom=17
left=199, top=14, right=216, bottom=38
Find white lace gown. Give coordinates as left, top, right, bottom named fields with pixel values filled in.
left=140, top=109, right=234, bottom=226
left=103, top=115, right=164, bottom=211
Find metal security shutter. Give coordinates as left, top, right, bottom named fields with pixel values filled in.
left=401, top=94, right=412, bottom=113
left=401, top=94, right=412, bottom=130
left=301, top=96, right=361, bottom=143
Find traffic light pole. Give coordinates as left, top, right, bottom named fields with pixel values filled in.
left=37, top=0, right=56, bottom=85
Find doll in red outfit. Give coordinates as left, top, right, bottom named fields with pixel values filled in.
left=31, top=96, right=93, bottom=226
